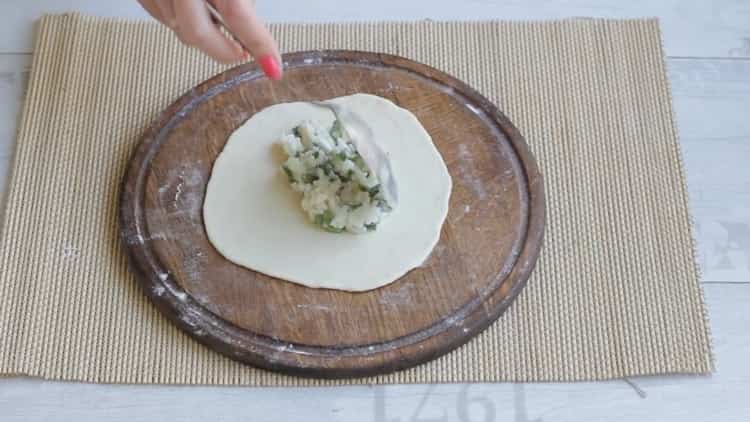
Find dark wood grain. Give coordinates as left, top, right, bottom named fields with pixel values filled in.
left=119, top=50, right=545, bottom=378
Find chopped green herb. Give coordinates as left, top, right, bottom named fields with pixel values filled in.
left=353, top=154, right=368, bottom=172
left=319, top=160, right=335, bottom=176
left=368, top=184, right=381, bottom=199
left=330, top=119, right=344, bottom=139
left=339, top=171, right=352, bottom=183
left=281, top=165, right=295, bottom=182
left=314, top=210, right=344, bottom=233
left=302, top=173, right=318, bottom=184
left=377, top=199, right=392, bottom=212
left=314, top=210, right=334, bottom=226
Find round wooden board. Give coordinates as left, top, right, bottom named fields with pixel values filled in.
left=119, top=50, right=545, bottom=378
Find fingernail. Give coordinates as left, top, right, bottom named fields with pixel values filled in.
left=259, top=54, right=282, bottom=80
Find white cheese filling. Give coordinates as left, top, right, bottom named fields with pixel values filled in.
left=279, top=120, right=394, bottom=234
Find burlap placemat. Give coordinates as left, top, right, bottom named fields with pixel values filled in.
left=0, top=14, right=712, bottom=385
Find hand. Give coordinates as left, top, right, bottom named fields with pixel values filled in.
left=138, top=0, right=282, bottom=80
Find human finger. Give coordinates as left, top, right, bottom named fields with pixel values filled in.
left=212, top=0, right=282, bottom=79
left=174, top=0, right=245, bottom=63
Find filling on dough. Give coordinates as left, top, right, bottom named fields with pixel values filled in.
left=279, top=120, right=394, bottom=234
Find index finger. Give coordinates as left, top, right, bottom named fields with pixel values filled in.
left=174, top=0, right=245, bottom=63
left=212, top=0, right=283, bottom=80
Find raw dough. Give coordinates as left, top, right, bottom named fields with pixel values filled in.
left=203, top=94, right=452, bottom=291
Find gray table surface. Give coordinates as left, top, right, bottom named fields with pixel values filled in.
left=1, top=1, right=748, bottom=421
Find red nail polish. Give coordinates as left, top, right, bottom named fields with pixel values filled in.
left=259, top=54, right=282, bottom=80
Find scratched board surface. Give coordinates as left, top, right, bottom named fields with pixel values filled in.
left=119, top=50, right=545, bottom=378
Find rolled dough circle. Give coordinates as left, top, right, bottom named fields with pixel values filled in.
left=203, top=94, right=452, bottom=291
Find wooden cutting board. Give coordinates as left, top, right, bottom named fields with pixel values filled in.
left=119, top=50, right=545, bottom=378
